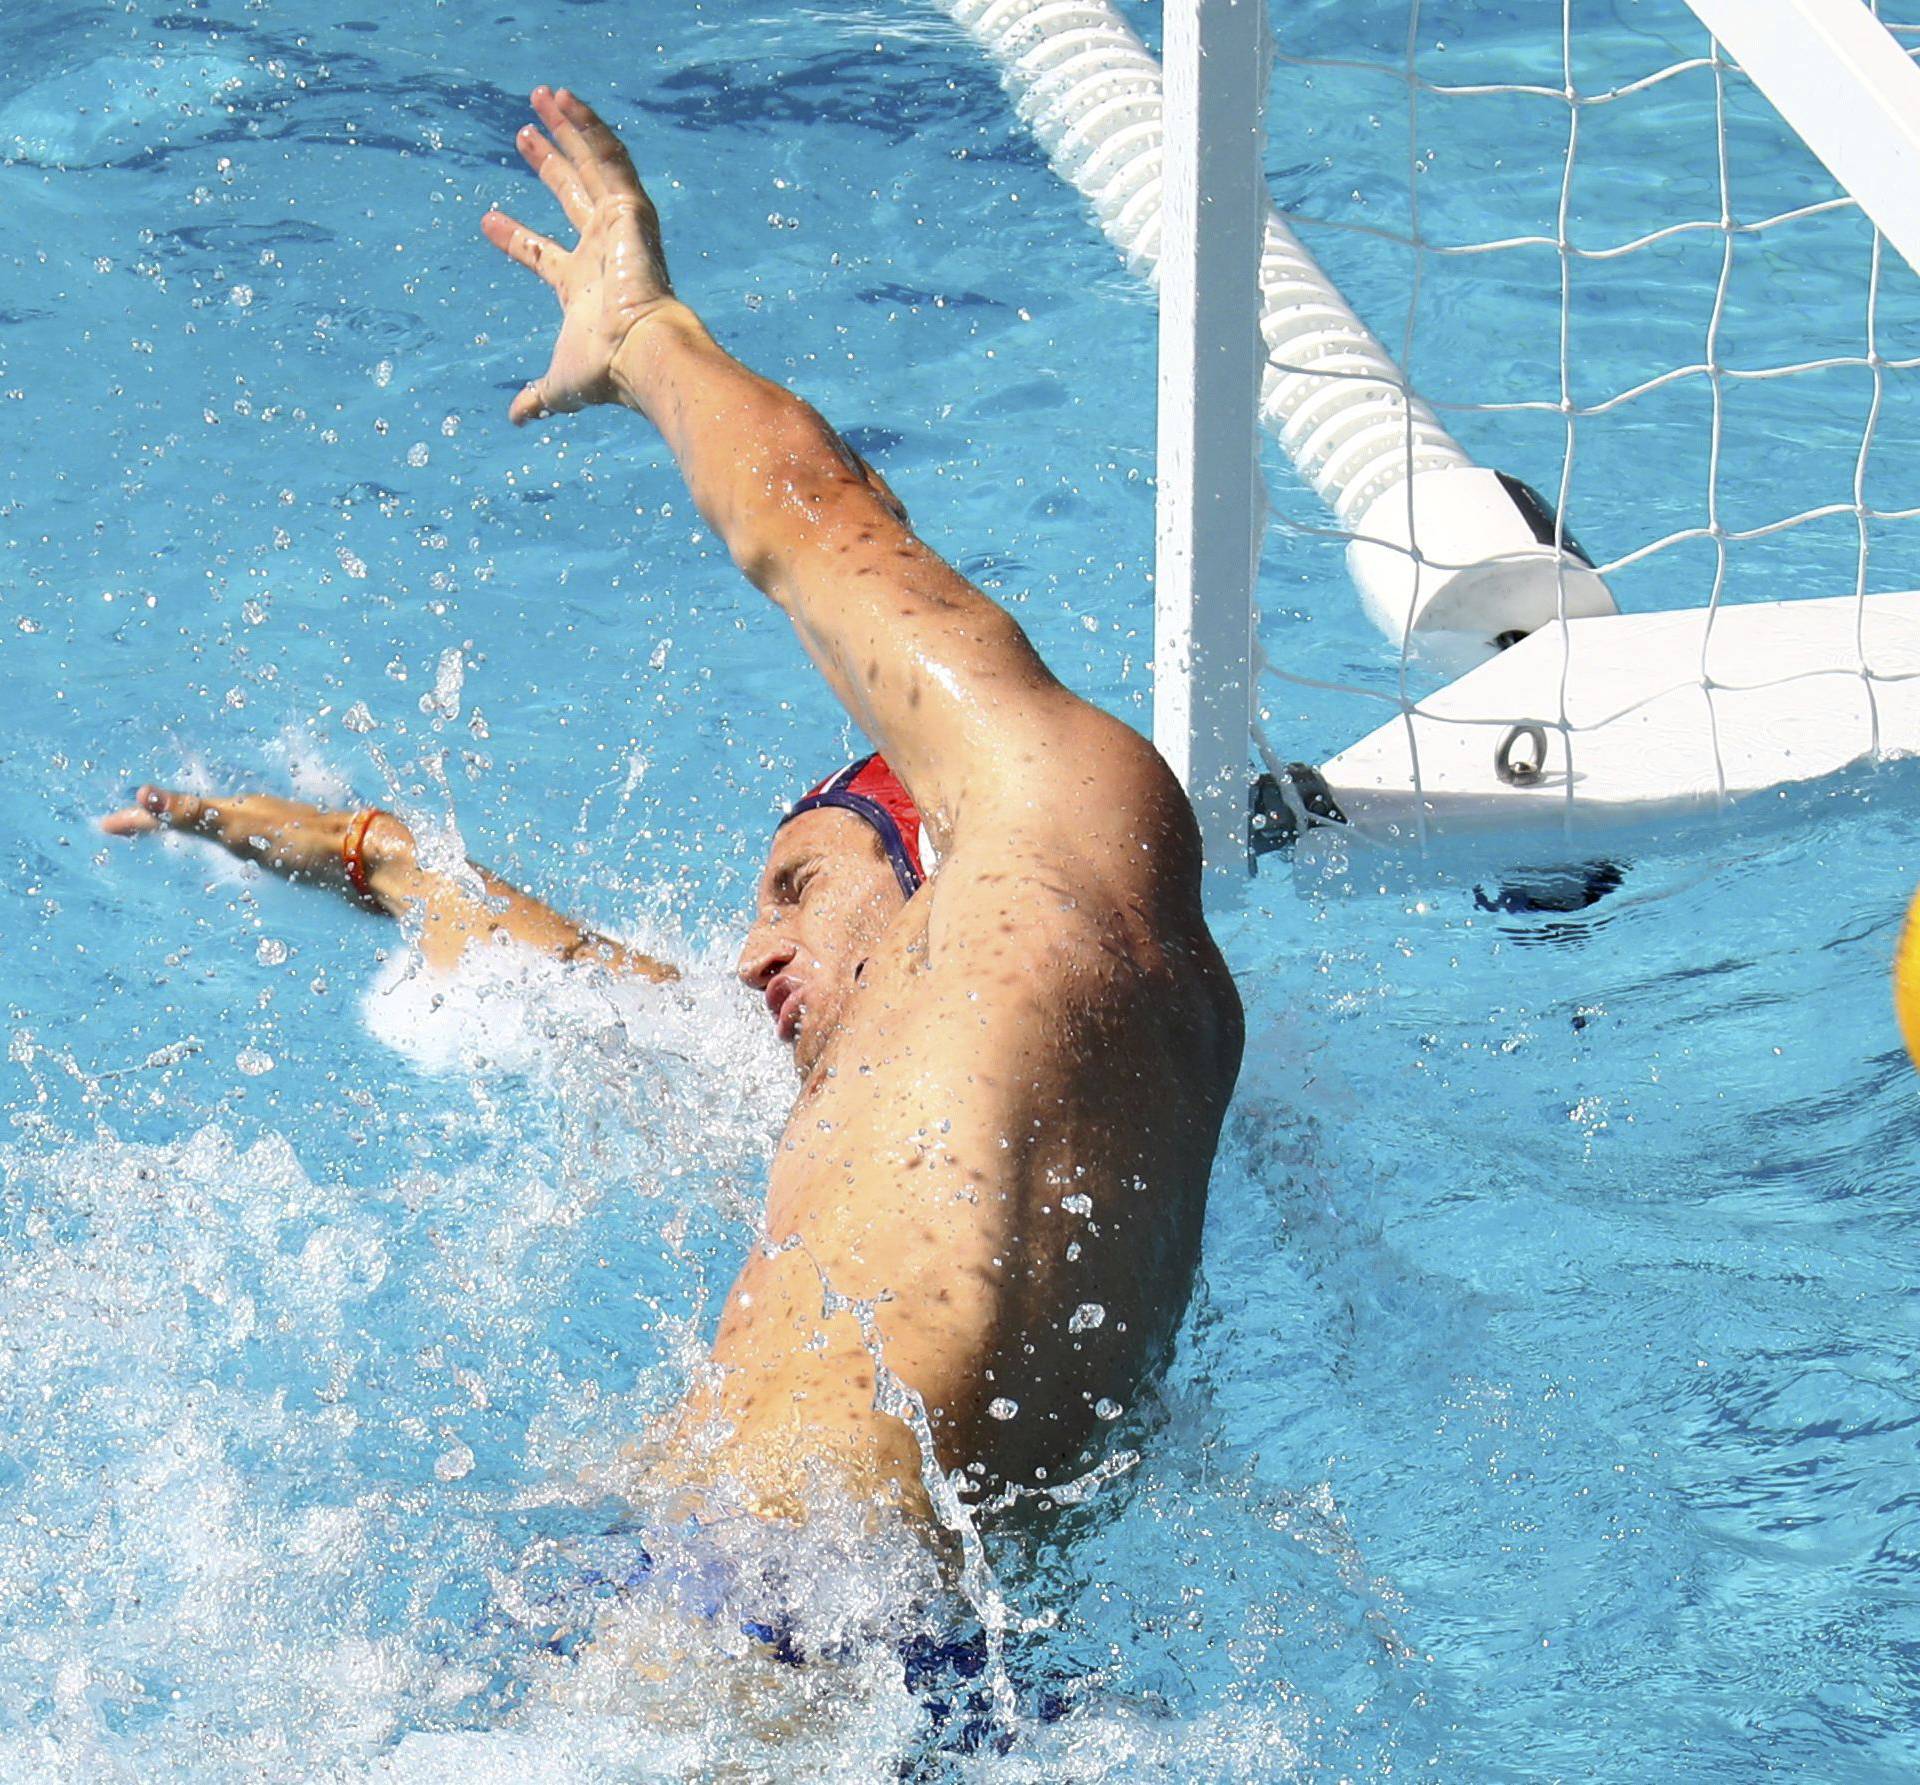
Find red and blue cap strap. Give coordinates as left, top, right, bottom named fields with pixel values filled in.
left=778, top=753, right=926, bottom=899
left=779, top=752, right=929, bottom=898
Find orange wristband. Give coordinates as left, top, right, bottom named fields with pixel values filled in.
left=341, top=807, right=388, bottom=900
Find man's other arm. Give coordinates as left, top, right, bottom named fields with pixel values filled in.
left=101, top=785, right=677, bottom=979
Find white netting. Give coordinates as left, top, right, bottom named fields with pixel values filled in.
left=1254, top=0, right=1920, bottom=843
left=941, top=0, right=1920, bottom=851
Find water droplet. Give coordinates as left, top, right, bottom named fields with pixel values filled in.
left=1062, top=1193, right=1092, bottom=1217
left=987, top=1397, right=1019, bottom=1421
left=433, top=1441, right=474, bottom=1482
left=1094, top=1398, right=1122, bottom=1421
left=255, top=938, right=289, bottom=966
left=406, top=441, right=429, bottom=468
left=229, top=284, right=253, bottom=309
left=235, top=1046, right=274, bottom=1077
left=372, top=358, right=393, bottom=388
left=1068, top=1302, right=1105, bottom=1333
left=139, top=1039, right=200, bottom=1070
left=342, top=701, right=376, bottom=734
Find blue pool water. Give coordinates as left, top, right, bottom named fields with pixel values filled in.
left=5, top=0, right=1920, bottom=1777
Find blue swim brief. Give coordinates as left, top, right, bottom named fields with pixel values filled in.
left=538, top=1526, right=1072, bottom=1756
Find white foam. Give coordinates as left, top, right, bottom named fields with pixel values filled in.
left=359, top=934, right=791, bottom=1218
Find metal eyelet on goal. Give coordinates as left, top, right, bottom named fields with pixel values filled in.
left=1495, top=722, right=1549, bottom=786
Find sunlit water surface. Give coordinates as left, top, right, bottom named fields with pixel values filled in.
left=5, top=0, right=1920, bottom=1778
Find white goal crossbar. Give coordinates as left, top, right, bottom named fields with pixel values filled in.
left=1685, top=0, right=1920, bottom=282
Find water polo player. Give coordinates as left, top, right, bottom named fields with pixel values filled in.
left=105, top=87, right=1242, bottom=1541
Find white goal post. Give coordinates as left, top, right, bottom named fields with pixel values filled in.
left=938, top=0, right=1920, bottom=881
left=1151, top=0, right=1265, bottom=897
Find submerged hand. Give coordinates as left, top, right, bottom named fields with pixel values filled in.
left=482, top=86, right=680, bottom=425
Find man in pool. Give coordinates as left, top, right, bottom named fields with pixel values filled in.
left=105, top=88, right=1243, bottom=1533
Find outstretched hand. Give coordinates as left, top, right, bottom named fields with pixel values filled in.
left=101, top=783, right=680, bottom=981
left=102, top=784, right=275, bottom=848
left=482, top=87, right=679, bottom=425
left=100, top=784, right=207, bottom=840
left=101, top=784, right=407, bottom=898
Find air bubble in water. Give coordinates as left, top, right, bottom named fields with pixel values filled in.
left=1094, top=1397, right=1123, bottom=1421
left=987, top=1397, right=1019, bottom=1421
left=256, top=938, right=289, bottom=966
left=235, top=1046, right=274, bottom=1076
left=1068, top=1302, right=1105, bottom=1333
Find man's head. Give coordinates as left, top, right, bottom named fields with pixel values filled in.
left=736, top=755, right=928, bottom=1072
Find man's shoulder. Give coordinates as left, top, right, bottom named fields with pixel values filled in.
left=922, top=839, right=1223, bottom=997
left=950, top=702, right=1207, bottom=905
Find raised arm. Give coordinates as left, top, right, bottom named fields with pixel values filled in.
left=101, top=785, right=677, bottom=980
left=483, top=89, right=1195, bottom=884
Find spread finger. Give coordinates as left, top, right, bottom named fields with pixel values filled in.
left=519, top=124, right=590, bottom=229
left=482, top=209, right=564, bottom=284
left=532, top=85, right=604, bottom=199
left=555, top=88, right=642, bottom=196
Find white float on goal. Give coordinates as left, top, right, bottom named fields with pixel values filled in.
left=1317, top=591, right=1920, bottom=839
left=934, top=0, right=1616, bottom=661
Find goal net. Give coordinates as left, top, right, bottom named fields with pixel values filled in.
left=1265, top=0, right=1920, bottom=848
left=941, top=0, right=1920, bottom=867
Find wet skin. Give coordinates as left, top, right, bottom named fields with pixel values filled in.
left=111, top=87, right=1246, bottom=1534
left=700, top=797, right=1242, bottom=1517
left=473, top=86, right=1247, bottom=1521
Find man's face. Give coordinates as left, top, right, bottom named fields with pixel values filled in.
left=736, top=807, right=908, bottom=1072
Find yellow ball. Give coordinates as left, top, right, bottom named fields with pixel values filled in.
left=1897, top=885, right=1920, bottom=1070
